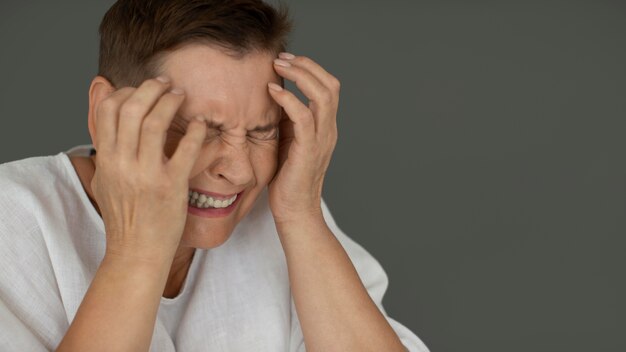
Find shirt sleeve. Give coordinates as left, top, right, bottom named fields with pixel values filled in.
left=289, top=198, right=430, bottom=352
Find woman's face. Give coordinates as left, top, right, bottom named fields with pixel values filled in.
left=160, top=43, right=282, bottom=249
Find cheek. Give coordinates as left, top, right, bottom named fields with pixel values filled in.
left=164, top=131, right=278, bottom=181
left=250, top=145, right=278, bottom=183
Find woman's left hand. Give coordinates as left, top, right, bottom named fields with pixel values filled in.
left=267, top=53, right=340, bottom=225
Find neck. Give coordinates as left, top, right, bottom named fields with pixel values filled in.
left=163, top=247, right=196, bottom=298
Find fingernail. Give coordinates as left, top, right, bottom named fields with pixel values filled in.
left=194, top=115, right=205, bottom=122
left=278, top=52, right=296, bottom=60
left=170, top=87, right=184, bottom=95
left=268, top=82, right=283, bottom=91
left=156, top=76, right=170, bottom=83
left=274, top=59, right=291, bottom=68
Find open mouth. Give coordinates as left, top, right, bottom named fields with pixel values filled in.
left=188, top=189, right=238, bottom=209
left=187, top=190, right=244, bottom=217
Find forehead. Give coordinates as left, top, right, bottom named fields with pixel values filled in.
left=159, top=43, right=280, bottom=125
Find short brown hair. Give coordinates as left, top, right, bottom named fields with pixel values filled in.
left=98, top=0, right=293, bottom=88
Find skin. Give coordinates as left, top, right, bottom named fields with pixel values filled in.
left=75, top=43, right=283, bottom=297
left=60, top=43, right=407, bottom=351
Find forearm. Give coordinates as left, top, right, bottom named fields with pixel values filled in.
left=275, top=215, right=406, bottom=352
left=55, top=253, right=173, bottom=352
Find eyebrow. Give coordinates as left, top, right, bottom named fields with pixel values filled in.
left=175, top=114, right=279, bottom=132
left=206, top=120, right=278, bottom=132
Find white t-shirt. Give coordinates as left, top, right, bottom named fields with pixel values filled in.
left=0, top=144, right=430, bottom=352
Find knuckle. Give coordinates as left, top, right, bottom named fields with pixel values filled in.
left=118, top=87, right=136, bottom=93
left=318, top=88, right=333, bottom=104
left=330, top=123, right=338, bottom=137
left=119, top=101, right=144, bottom=118
left=143, top=78, right=166, bottom=90
left=296, top=55, right=312, bottom=65
left=98, top=98, right=118, bottom=115
left=326, top=125, right=337, bottom=140
left=301, top=110, right=315, bottom=123
left=135, top=168, right=161, bottom=186
left=328, top=140, right=337, bottom=153
left=141, top=118, right=164, bottom=133
left=329, top=77, right=341, bottom=92
left=306, top=109, right=315, bottom=119
left=163, top=91, right=185, bottom=105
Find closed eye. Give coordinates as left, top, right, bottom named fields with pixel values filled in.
left=249, top=128, right=278, bottom=140
left=171, top=127, right=277, bottom=141
left=170, top=115, right=279, bottom=140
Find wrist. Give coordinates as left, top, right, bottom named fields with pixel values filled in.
left=105, top=232, right=178, bottom=260
left=273, top=208, right=326, bottom=231
left=104, top=245, right=175, bottom=269
left=100, top=253, right=174, bottom=290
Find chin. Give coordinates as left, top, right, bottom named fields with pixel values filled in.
left=179, top=218, right=236, bottom=249
left=179, top=228, right=233, bottom=249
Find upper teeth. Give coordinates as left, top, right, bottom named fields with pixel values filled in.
left=188, top=190, right=237, bottom=208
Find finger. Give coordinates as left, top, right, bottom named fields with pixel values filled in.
left=273, top=59, right=333, bottom=109
left=138, top=89, right=187, bottom=169
left=277, top=109, right=294, bottom=166
left=94, top=87, right=135, bottom=154
left=278, top=53, right=341, bottom=94
left=116, top=77, right=172, bottom=160
left=273, top=59, right=337, bottom=132
left=167, top=116, right=207, bottom=181
left=277, top=108, right=295, bottom=141
left=267, top=83, right=315, bottom=146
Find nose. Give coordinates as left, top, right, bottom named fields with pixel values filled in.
left=205, top=141, right=254, bottom=188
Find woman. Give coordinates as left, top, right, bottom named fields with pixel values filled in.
left=0, top=0, right=429, bottom=351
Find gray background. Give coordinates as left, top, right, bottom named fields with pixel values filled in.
left=1, top=1, right=625, bottom=351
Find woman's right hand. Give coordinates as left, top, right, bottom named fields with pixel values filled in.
left=90, top=76, right=206, bottom=263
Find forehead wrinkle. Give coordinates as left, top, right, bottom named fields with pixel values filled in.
left=160, top=43, right=281, bottom=123
left=177, top=88, right=279, bottom=131
left=175, top=109, right=279, bottom=132
left=175, top=77, right=280, bottom=132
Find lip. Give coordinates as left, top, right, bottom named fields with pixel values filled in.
left=189, top=187, right=240, bottom=200
left=187, top=190, right=244, bottom=218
